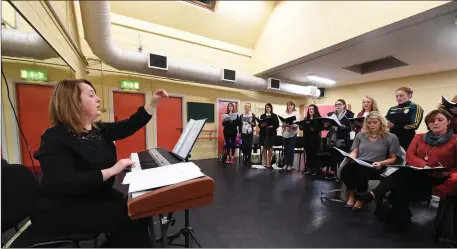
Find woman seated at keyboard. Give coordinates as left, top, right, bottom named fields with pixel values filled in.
left=340, top=111, right=401, bottom=211
left=355, top=109, right=457, bottom=231
left=31, top=79, right=168, bottom=247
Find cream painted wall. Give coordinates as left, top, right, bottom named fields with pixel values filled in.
left=310, top=70, right=457, bottom=133
left=251, top=1, right=450, bottom=74
left=48, top=0, right=80, bottom=49
left=86, top=69, right=305, bottom=160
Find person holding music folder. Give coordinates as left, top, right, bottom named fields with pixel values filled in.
left=438, top=95, right=457, bottom=134
left=323, top=99, right=354, bottom=175
left=355, top=109, right=457, bottom=231
left=353, top=96, right=379, bottom=133
left=340, top=111, right=401, bottom=211
left=386, top=87, right=424, bottom=151
left=258, top=103, right=279, bottom=168
left=222, top=102, right=240, bottom=164
left=30, top=79, right=168, bottom=247
left=239, top=103, right=256, bottom=165
left=298, top=104, right=323, bottom=175
left=280, top=100, right=301, bottom=171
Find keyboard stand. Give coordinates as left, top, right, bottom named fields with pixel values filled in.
left=156, top=209, right=201, bottom=248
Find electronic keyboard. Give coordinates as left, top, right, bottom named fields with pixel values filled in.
left=130, top=148, right=185, bottom=172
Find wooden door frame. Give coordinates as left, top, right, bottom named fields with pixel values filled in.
left=152, top=93, right=186, bottom=148
left=216, top=98, right=240, bottom=156
left=108, top=88, right=151, bottom=149
left=6, top=80, right=57, bottom=164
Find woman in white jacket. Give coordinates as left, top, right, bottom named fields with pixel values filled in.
left=281, top=101, right=301, bottom=171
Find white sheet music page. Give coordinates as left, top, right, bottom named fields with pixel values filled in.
left=172, top=119, right=195, bottom=155
left=127, top=162, right=204, bottom=193
left=176, top=119, right=206, bottom=159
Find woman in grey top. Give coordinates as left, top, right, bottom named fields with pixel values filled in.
left=340, top=111, right=401, bottom=211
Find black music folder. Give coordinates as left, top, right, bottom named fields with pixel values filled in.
left=387, top=164, right=449, bottom=172
left=255, top=116, right=275, bottom=126
left=278, top=115, right=297, bottom=125
left=313, top=116, right=342, bottom=127
left=348, top=117, right=365, bottom=128
left=442, top=95, right=457, bottom=112
left=295, top=119, right=324, bottom=132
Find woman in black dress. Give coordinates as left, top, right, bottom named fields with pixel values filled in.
left=30, top=79, right=168, bottom=247
left=258, top=103, right=279, bottom=168
left=299, top=104, right=323, bottom=175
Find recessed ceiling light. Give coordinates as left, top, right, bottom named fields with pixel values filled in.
left=307, top=75, right=336, bottom=85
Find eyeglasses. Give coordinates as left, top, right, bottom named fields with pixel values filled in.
left=335, top=103, right=343, bottom=106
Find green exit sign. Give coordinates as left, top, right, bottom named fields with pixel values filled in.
left=120, top=80, right=139, bottom=90
left=20, top=69, right=47, bottom=81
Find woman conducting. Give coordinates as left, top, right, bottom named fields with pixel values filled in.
left=31, top=79, right=168, bottom=247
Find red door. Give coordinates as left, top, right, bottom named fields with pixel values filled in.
left=217, top=100, right=238, bottom=155
left=16, top=83, right=54, bottom=171
left=156, top=96, right=183, bottom=151
left=113, top=91, right=147, bottom=160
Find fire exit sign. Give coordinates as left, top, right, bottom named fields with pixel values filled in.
left=20, top=69, right=47, bottom=81
left=120, top=80, right=139, bottom=90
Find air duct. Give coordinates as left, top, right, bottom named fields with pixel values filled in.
left=79, top=1, right=319, bottom=97
left=1, top=28, right=58, bottom=60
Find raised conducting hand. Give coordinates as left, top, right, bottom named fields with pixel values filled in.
left=150, top=89, right=169, bottom=107
left=387, top=121, right=394, bottom=128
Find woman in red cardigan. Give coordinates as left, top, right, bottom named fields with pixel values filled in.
left=355, top=109, right=457, bottom=232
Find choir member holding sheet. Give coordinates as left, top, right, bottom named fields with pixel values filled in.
left=257, top=103, right=279, bottom=169
left=298, top=104, right=324, bottom=175
left=239, top=103, right=256, bottom=165
left=355, top=109, right=457, bottom=232
left=339, top=111, right=401, bottom=211
left=386, top=87, right=424, bottom=151
left=279, top=100, right=301, bottom=171
left=222, top=102, right=240, bottom=164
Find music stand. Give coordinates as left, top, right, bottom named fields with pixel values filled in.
left=152, top=119, right=206, bottom=248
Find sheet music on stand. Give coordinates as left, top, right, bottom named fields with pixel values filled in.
left=172, top=118, right=207, bottom=160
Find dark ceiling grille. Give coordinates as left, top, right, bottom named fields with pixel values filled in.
left=343, top=56, right=408, bottom=75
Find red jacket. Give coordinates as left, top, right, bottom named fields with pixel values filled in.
left=406, top=133, right=457, bottom=170
left=407, top=133, right=457, bottom=197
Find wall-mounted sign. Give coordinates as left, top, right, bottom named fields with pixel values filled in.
left=120, top=80, right=139, bottom=90
left=20, top=69, right=47, bottom=81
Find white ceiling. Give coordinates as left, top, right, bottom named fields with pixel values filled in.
left=264, top=8, right=457, bottom=88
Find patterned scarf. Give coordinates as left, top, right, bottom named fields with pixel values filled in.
left=424, top=129, right=453, bottom=147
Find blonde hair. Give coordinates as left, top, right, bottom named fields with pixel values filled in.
left=362, top=111, right=390, bottom=138
left=360, top=96, right=379, bottom=114
left=286, top=100, right=296, bottom=113
left=49, top=79, right=97, bottom=134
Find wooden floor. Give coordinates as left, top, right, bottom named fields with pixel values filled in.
left=4, top=158, right=452, bottom=248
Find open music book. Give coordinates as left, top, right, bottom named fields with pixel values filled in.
left=172, top=118, right=207, bottom=160
left=314, top=116, right=342, bottom=127
left=333, top=147, right=373, bottom=168
left=255, top=116, right=275, bottom=126
left=387, top=164, right=447, bottom=171
left=348, top=117, right=365, bottom=128
left=222, top=113, right=239, bottom=121
left=278, top=115, right=297, bottom=125
left=442, top=95, right=457, bottom=112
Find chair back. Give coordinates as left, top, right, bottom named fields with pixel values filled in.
left=274, top=135, right=283, bottom=147
left=1, top=160, right=40, bottom=232
left=295, top=136, right=305, bottom=149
